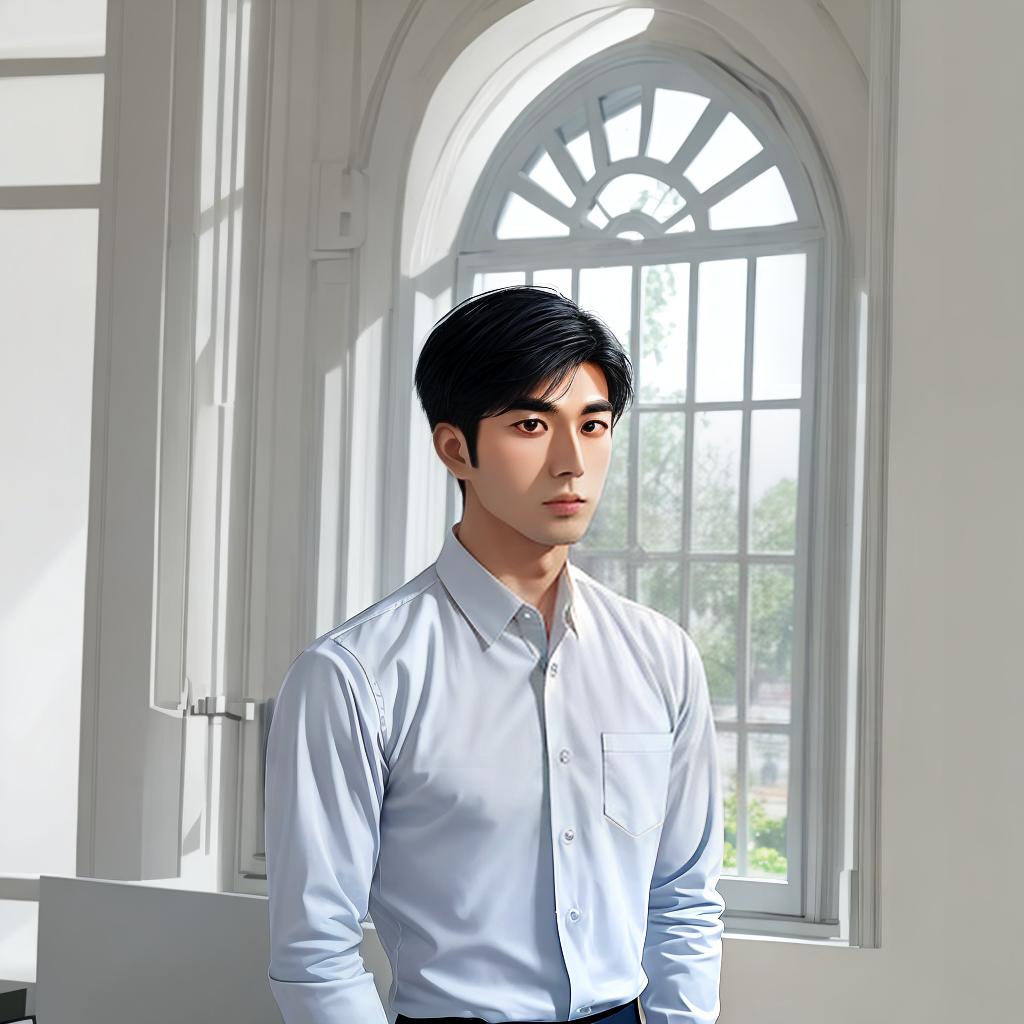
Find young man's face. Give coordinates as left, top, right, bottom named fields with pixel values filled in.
left=437, top=361, right=614, bottom=547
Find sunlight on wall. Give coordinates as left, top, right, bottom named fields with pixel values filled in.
left=0, top=209, right=97, bottom=888
left=404, top=4, right=655, bottom=277
left=316, top=363, right=345, bottom=637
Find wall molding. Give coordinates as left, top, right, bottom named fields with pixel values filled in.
left=852, top=0, right=900, bottom=950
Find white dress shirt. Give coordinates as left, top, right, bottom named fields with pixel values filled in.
left=265, top=522, right=725, bottom=1024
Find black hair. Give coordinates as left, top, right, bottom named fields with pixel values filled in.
left=413, top=284, right=634, bottom=508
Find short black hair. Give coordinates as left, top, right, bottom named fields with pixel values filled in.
left=414, top=284, right=634, bottom=508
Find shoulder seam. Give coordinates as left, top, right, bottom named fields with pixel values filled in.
left=325, top=572, right=442, bottom=753
left=327, top=572, right=440, bottom=644
left=331, top=637, right=389, bottom=752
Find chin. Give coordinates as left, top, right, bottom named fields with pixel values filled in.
left=546, top=518, right=588, bottom=534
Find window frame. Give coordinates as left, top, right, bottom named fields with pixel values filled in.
left=453, top=49, right=853, bottom=938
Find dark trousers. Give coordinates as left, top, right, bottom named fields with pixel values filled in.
left=394, top=996, right=640, bottom=1024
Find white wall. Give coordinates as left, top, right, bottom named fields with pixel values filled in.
left=883, top=0, right=1024, bottom=1011
left=0, top=208, right=96, bottom=980
left=717, top=0, right=1024, bottom=1018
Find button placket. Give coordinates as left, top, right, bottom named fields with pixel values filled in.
left=540, top=617, right=587, bottom=1015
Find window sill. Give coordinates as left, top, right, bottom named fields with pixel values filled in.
left=723, top=914, right=852, bottom=946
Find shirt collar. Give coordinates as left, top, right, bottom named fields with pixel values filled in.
left=435, top=522, right=585, bottom=649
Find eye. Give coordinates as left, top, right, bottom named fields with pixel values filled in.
left=513, top=418, right=544, bottom=434
left=512, top=418, right=610, bottom=435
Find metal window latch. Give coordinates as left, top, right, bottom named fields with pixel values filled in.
left=188, top=695, right=256, bottom=721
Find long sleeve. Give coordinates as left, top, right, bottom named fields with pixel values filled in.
left=264, top=642, right=390, bottom=1024
left=640, top=630, right=726, bottom=1024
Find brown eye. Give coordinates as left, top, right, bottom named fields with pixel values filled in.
left=514, top=419, right=544, bottom=434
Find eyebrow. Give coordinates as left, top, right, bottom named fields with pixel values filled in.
left=504, top=397, right=614, bottom=416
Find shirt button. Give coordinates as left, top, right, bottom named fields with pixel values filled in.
left=558, top=748, right=571, bottom=763
left=549, top=662, right=558, bottom=675
left=568, top=907, right=581, bottom=922
left=578, top=1008, right=591, bottom=1016
left=562, top=827, right=575, bottom=843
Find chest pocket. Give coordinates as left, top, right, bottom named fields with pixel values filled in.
left=601, top=731, right=674, bottom=837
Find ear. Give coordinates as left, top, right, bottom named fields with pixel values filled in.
left=433, top=423, right=470, bottom=480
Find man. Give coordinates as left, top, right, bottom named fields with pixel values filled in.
left=264, top=286, right=725, bottom=1024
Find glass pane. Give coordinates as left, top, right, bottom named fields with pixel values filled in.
left=578, top=264, right=632, bottom=349
left=596, top=174, right=685, bottom=223
left=555, top=108, right=594, bottom=178
left=646, top=88, right=710, bottom=163
left=0, top=75, right=104, bottom=185
left=639, top=262, right=689, bottom=403
left=558, top=125, right=595, bottom=180
left=683, top=112, right=762, bottom=192
left=689, top=561, right=739, bottom=721
left=580, top=556, right=627, bottom=598
left=600, top=85, right=642, bottom=162
left=636, top=560, right=681, bottom=625
left=532, top=267, right=571, bottom=298
left=695, top=258, right=746, bottom=402
left=638, top=411, right=685, bottom=552
left=749, top=409, right=799, bottom=553
left=648, top=187, right=686, bottom=222
left=495, top=193, right=570, bottom=239
left=748, top=563, right=794, bottom=724
left=746, top=732, right=789, bottom=879
left=718, top=730, right=739, bottom=876
left=664, top=214, right=695, bottom=234
left=709, top=166, right=798, bottom=230
left=472, top=271, right=526, bottom=293
left=0, top=0, right=107, bottom=57
left=752, top=252, right=807, bottom=400
left=581, top=410, right=629, bottom=551
left=691, top=410, right=741, bottom=552
left=526, top=148, right=575, bottom=207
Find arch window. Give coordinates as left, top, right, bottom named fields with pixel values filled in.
left=457, top=54, right=830, bottom=921
left=487, top=77, right=808, bottom=243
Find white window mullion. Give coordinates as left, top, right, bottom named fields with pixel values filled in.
left=699, top=148, right=775, bottom=213
left=637, top=78, right=655, bottom=158
left=736, top=254, right=756, bottom=877
left=583, top=89, right=610, bottom=173
left=680, top=257, right=698, bottom=627
left=623, top=262, right=639, bottom=587
left=545, top=125, right=587, bottom=196
left=664, top=99, right=726, bottom=183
